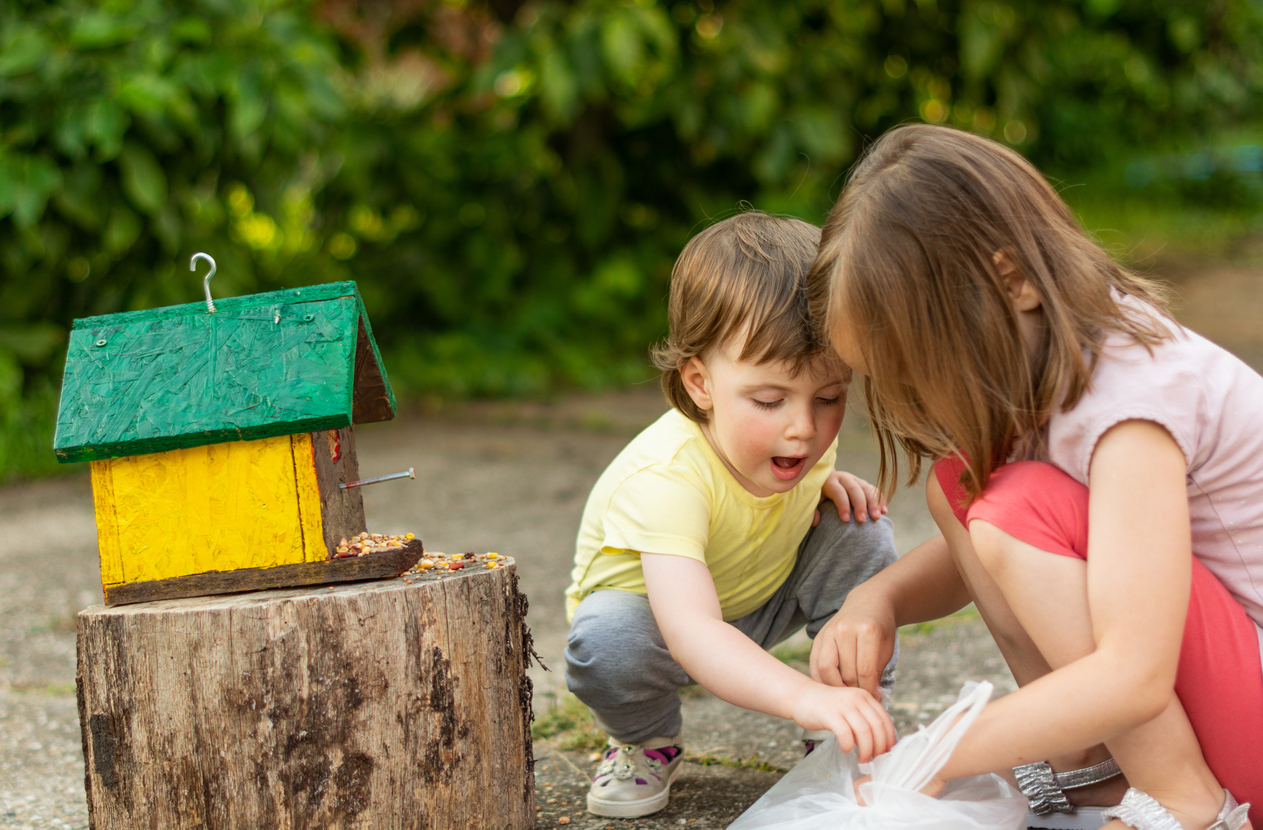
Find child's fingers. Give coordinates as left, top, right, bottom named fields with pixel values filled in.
left=853, top=627, right=885, bottom=698
left=854, top=773, right=872, bottom=806
left=821, top=480, right=852, bottom=521
left=840, top=711, right=875, bottom=763
left=870, top=694, right=897, bottom=753
left=810, top=636, right=845, bottom=687
left=834, top=475, right=870, bottom=522
left=830, top=724, right=856, bottom=757
left=863, top=483, right=885, bottom=520
left=855, top=692, right=896, bottom=756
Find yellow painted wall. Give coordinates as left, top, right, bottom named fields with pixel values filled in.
left=90, top=434, right=326, bottom=585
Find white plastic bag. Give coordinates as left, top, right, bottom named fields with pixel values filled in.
left=727, top=682, right=1028, bottom=830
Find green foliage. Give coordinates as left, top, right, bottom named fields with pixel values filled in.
left=1, top=0, right=1260, bottom=481
left=0, top=380, right=62, bottom=484
left=0, top=0, right=345, bottom=308
left=324, top=0, right=1263, bottom=399
left=0, top=0, right=346, bottom=479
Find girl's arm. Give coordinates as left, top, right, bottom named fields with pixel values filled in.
left=937, top=419, right=1191, bottom=777
left=640, top=552, right=896, bottom=762
left=810, top=496, right=974, bottom=696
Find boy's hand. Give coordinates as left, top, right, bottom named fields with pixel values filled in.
left=810, top=593, right=898, bottom=698
left=815, top=470, right=887, bottom=525
left=791, top=684, right=895, bottom=763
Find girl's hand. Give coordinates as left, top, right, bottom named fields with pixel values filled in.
left=810, top=591, right=898, bottom=698
left=816, top=470, right=888, bottom=525
left=853, top=772, right=947, bottom=805
left=792, top=684, right=896, bottom=763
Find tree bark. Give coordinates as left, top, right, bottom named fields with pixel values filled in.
left=77, top=561, right=535, bottom=830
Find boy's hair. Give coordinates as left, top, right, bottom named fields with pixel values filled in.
left=808, top=123, right=1172, bottom=499
left=653, top=211, right=830, bottom=423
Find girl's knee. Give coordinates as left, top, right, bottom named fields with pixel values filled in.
left=967, top=519, right=1021, bottom=575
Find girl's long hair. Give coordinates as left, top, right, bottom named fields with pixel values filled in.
left=808, top=124, right=1172, bottom=499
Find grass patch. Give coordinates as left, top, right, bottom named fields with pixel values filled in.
left=898, top=603, right=983, bottom=636
left=10, top=680, right=77, bottom=696
left=531, top=692, right=608, bottom=751
left=686, top=752, right=786, bottom=773
left=1054, top=157, right=1263, bottom=267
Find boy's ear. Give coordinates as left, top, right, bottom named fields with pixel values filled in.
left=993, top=250, right=1041, bottom=312
left=679, top=356, right=714, bottom=412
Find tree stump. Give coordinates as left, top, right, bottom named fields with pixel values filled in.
left=76, top=560, right=536, bottom=830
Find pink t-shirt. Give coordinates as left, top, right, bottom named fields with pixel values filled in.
left=1044, top=299, right=1263, bottom=634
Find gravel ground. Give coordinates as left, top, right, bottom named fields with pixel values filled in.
left=0, top=386, right=1000, bottom=830
left=1, top=263, right=1258, bottom=829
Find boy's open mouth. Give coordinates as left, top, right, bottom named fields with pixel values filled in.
left=770, top=456, right=806, bottom=481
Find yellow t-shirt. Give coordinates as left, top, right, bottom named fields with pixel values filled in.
left=564, top=409, right=837, bottom=622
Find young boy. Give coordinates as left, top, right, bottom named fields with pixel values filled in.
left=564, top=211, right=900, bottom=819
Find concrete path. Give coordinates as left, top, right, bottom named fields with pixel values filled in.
left=1, top=264, right=1259, bottom=829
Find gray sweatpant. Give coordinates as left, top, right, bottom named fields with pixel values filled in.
left=564, top=506, right=899, bottom=743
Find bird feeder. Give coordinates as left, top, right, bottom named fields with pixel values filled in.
left=54, top=275, right=422, bottom=605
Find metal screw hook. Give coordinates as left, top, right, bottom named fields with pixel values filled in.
left=340, top=467, right=416, bottom=490
left=190, top=252, right=217, bottom=313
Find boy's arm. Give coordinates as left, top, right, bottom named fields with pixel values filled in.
left=641, top=552, right=896, bottom=762
left=816, top=469, right=888, bottom=524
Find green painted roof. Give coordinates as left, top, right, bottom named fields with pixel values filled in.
left=54, top=281, right=396, bottom=463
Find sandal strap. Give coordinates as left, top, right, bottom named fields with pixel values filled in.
left=1209, top=791, right=1251, bottom=830
left=1102, top=787, right=1251, bottom=830
left=1055, top=758, right=1122, bottom=790
left=1015, top=761, right=1074, bottom=815
left=1014, top=758, right=1122, bottom=816
left=1102, top=788, right=1185, bottom=830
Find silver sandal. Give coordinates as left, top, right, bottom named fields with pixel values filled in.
left=1016, top=758, right=1123, bottom=830
left=1102, top=787, right=1250, bottom=830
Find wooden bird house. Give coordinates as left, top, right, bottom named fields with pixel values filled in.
left=54, top=281, right=421, bottom=605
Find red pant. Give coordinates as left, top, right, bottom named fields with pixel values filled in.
left=935, top=458, right=1263, bottom=819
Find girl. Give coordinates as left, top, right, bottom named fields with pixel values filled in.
left=805, top=124, right=1261, bottom=830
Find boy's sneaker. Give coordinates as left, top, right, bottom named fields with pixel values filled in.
left=801, top=728, right=831, bottom=755
left=587, top=736, right=684, bottom=818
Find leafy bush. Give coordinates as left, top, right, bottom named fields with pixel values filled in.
left=0, top=0, right=345, bottom=384
left=321, top=0, right=1263, bottom=397
left=1, top=0, right=1260, bottom=480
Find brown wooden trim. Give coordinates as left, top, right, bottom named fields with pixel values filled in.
left=103, top=540, right=424, bottom=607
left=352, top=314, right=396, bottom=423
left=310, top=426, right=366, bottom=556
